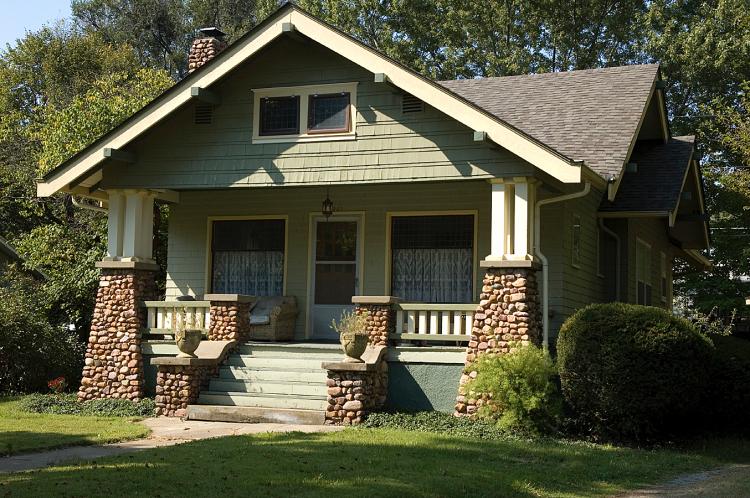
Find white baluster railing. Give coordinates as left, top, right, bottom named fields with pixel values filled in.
left=142, top=301, right=211, bottom=338
left=393, top=303, right=475, bottom=342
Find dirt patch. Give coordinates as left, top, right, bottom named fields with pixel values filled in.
left=619, top=464, right=750, bottom=497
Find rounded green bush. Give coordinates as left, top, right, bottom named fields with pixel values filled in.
left=557, top=303, right=713, bottom=442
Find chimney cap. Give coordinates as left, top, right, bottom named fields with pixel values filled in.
left=198, top=27, right=226, bottom=39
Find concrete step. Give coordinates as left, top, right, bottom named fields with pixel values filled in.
left=236, top=343, right=343, bottom=359
left=208, top=379, right=327, bottom=396
left=225, top=356, right=330, bottom=370
left=219, top=366, right=328, bottom=383
left=197, top=391, right=328, bottom=411
left=186, top=404, right=325, bottom=425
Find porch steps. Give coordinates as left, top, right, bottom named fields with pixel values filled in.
left=187, top=342, right=342, bottom=425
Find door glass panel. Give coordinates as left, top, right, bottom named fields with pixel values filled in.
left=315, top=263, right=356, bottom=304
left=316, top=222, right=357, bottom=261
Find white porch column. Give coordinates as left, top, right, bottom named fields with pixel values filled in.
left=485, top=177, right=537, bottom=262
left=139, top=193, right=155, bottom=260
left=511, top=178, right=537, bottom=259
left=119, top=190, right=155, bottom=262
left=106, top=191, right=125, bottom=259
left=489, top=181, right=508, bottom=259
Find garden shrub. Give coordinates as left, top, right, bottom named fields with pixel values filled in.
left=0, top=269, right=84, bottom=394
left=703, top=335, right=750, bottom=434
left=557, top=303, right=713, bottom=442
left=20, top=393, right=156, bottom=417
left=362, top=411, right=511, bottom=440
left=464, top=345, right=562, bottom=435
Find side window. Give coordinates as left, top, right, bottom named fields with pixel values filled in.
left=572, top=214, right=582, bottom=268
left=636, top=239, right=652, bottom=305
left=660, top=251, right=668, bottom=303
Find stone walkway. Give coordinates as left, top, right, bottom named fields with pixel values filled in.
left=0, top=417, right=342, bottom=474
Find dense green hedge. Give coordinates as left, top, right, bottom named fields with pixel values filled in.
left=19, top=393, right=155, bottom=417
left=557, top=303, right=713, bottom=442
left=705, top=335, right=750, bottom=433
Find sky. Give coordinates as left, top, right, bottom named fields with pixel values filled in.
left=0, top=1, right=72, bottom=48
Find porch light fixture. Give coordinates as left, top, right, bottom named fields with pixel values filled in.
left=322, top=187, right=335, bottom=219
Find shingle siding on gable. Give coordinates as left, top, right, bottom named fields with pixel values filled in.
left=101, top=37, right=532, bottom=190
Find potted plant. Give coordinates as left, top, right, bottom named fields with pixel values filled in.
left=174, top=308, right=202, bottom=358
left=331, top=310, right=369, bottom=362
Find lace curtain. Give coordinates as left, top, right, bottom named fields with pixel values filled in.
left=392, top=248, right=472, bottom=303
left=212, top=251, right=284, bottom=296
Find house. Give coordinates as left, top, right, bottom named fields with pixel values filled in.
left=35, top=4, right=709, bottom=423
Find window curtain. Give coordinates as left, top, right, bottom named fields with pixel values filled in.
left=392, top=247, right=472, bottom=303
left=212, top=251, right=284, bottom=296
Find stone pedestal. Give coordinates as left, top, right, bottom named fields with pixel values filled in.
left=322, top=346, right=388, bottom=425
left=454, top=262, right=541, bottom=416
left=205, top=294, right=253, bottom=341
left=352, top=296, right=399, bottom=346
left=78, top=261, right=159, bottom=402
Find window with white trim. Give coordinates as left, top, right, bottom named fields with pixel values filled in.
left=211, top=219, right=285, bottom=296
left=252, top=82, right=357, bottom=143
left=660, top=251, right=668, bottom=303
left=636, top=239, right=652, bottom=305
left=390, top=215, right=474, bottom=303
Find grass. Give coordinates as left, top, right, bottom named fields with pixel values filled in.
left=0, top=396, right=150, bottom=457
left=2, top=428, right=749, bottom=497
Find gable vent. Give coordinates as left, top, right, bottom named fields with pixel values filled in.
left=194, top=105, right=213, bottom=125
left=402, top=93, right=424, bottom=114
left=625, top=162, right=638, bottom=173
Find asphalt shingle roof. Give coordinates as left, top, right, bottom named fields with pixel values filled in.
left=439, top=64, right=660, bottom=179
left=599, top=136, right=695, bottom=213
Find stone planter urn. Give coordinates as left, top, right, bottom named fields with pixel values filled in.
left=340, top=331, right=368, bottom=363
left=175, top=329, right=202, bottom=358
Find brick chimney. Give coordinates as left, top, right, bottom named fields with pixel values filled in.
left=188, top=27, right=227, bottom=73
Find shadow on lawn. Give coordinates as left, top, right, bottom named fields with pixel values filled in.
left=1, top=429, right=745, bottom=498
left=0, top=432, right=104, bottom=458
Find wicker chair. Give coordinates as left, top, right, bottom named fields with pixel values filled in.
left=247, top=296, right=298, bottom=341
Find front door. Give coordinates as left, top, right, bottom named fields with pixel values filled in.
left=311, top=217, right=360, bottom=339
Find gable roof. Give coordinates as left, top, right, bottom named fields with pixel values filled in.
left=439, top=65, right=660, bottom=180
left=37, top=2, right=585, bottom=199
left=599, top=136, right=695, bottom=214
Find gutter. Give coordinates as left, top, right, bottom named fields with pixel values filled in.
left=534, top=182, right=591, bottom=349
left=598, top=218, right=621, bottom=300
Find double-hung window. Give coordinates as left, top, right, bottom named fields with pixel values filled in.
left=390, top=214, right=474, bottom=303
left=252, top=83, right=357, bottom=143
left=636, top=238, right=652, bottom=305
left=211, top=219, right=286, bottom=296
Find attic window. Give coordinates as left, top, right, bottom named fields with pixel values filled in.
left=259, top=96, right=300, bottom=135
left=402, top=93, right=423, bottom=113
left=194, top=105, right=213, bottom=125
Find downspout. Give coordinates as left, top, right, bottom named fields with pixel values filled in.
left=71, top=196, right=108, bottom=214
left=534, top=182, right=591, bottom=349
left=598, top=218, right=621, bottom=301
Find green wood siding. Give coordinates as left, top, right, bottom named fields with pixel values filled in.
left=102, top=36, right=532, bottom=190
left=625, top=217, right=674, bottom=308
left=166, top=181, right=492, bottom=338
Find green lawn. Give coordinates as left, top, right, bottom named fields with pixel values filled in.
left=0, top=397, right=150, bottom=456
left=2, top=429, right=748, bottom=498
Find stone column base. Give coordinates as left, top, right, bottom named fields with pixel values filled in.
left=352, top=296, right=399, bottom=346
left=155, top=365, right=217, bottom=417
left=78, top=262, right=158, bottom=402
left=454, top=264, right=541, bottom=416
left=322, top=346, right=389, bottom=425
left=205, top=294, right=253, bottom=341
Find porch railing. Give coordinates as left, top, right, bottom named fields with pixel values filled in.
left=392, top=303, right=475, bottom=342
left=142, top=301, right=211, bottom=339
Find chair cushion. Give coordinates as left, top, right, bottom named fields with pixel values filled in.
left=249, top=297, right=286, bottom=326
left=249, top=315, right=270, bottom=325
